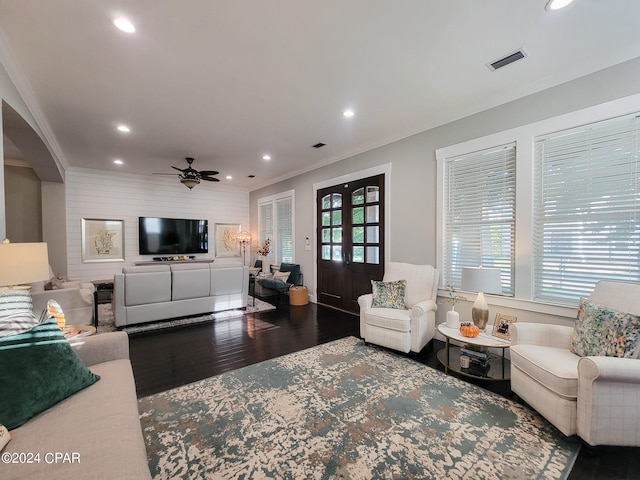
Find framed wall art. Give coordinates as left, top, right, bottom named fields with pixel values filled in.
left=214, top=223, right=241, bottom=258
left=492, top=313, right=517, bottom=340
left=81, top=218, right=125, bottom=263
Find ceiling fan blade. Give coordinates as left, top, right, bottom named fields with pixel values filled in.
left=200, top=176, right=220, bottom=182
left=152, top=172, right=178, bottom=176
left=198, top=170, right=219, bottom=176
left=171, top=165, right=187, bottom=172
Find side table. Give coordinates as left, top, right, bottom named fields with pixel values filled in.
left=437, top=323, right=511, bottom=381
left=92, top=280, right=114, bottom=329
left=248, top=275, right=256, bottom=307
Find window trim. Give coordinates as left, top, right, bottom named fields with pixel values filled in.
left=436, top=92, right=640, bottom=318
left=257, top=189, right=295, bottom=265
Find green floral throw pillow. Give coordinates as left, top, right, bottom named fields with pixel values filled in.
left=570, top=298, right=640, bottom=358
left=371, top=279, right=407, bottom=309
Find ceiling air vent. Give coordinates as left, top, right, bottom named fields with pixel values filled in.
left=487, top=48, right=528, bottom=71
left=312, top=142, right=326, bottom=149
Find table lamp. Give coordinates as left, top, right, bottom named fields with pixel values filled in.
left=461, top=266, right=502, bottom=330
left=0, top=239, right=50, bottom=314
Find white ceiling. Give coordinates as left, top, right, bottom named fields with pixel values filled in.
left=1, top=1, right=640, bottom=190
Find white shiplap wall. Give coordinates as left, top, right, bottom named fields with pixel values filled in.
left=65, top=168, right=249, bottom=282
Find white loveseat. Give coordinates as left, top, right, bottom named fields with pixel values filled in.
left=31, top=280, right=95, bottom=325
left=113, top=263, right=248, bottom=327
left=510, top=280, right=640, bottom=446
left=358, top=262, right=439, bottom=354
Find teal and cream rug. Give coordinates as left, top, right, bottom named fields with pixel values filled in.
left=138, top=336, right=580, bottom=479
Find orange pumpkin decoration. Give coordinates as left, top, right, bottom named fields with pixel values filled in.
left=459, top=322, right=480, bottom=338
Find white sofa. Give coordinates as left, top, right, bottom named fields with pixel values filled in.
left=510, top=280, right=640, bottom=446
left=358, top=262, right=439, bottom=354
left=5, top=331, right=151, bottom=479
left=113, top=263, right=249, bottom=327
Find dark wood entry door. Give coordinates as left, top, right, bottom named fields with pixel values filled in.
left=317, top=174, right=385, bottom=313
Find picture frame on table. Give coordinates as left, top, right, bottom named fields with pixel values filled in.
left=492, top=313, right=517, bottom=340
left=81, top=218, right=125, bottom=263
left=214, top=223, right=241, bottom=258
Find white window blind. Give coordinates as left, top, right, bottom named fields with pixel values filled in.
left=533, top=113, right=640, bottom=304
left=258, top=190, right=295, bottom=265
left=258, top=203, right=274, bottom=265
left=276, top=197, right=293, bottom=263
left=444, top=143, right=516, bottom=293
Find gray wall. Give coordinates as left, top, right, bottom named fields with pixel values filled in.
left=41, top=181, right=67, bottom=275
left=249, top=57, right=640, bottom=323
left=3, top=164, right=41, bottom=242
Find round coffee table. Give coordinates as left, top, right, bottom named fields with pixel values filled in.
left=437, top=323, right=511, bottom=381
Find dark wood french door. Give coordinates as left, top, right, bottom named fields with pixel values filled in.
left=317, top=174, right=385, bottom=313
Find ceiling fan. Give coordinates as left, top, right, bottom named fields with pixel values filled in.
left=153, top=157, right=220, bottom=189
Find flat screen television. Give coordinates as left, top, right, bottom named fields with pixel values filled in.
left=138, top=217, right=208, bottom=255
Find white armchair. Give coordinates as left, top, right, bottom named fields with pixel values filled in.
left=358, top=262, right=438, bottom=354
left=31, top=280, right=95, bottom=326
left=510, top=280, right=640, bottom=446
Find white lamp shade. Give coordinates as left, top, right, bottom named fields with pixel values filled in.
left=461, top=266, right=502, bottom=294
left=0, top=242, right=50, bottom=287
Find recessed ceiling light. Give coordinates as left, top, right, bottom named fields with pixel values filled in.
left=343, top=109, right=355, bottom=118
left=226, top=175, right=233, bottom=180
left=116, top=124, right=130, bottom=133
left=262, top=154, right=271, bottom=161
left=113, top=17, right=136, bottom=33
left=113, top=159, right=124, bottom=165
left=545, top=0, right=575, bottom=11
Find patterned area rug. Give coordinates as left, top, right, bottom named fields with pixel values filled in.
left=138, top=336, right=580, bottom=479
left=97, top=297, right=276, bottom=334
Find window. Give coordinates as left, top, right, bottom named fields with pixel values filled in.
left=258, top=190, right=295, bottom=265
left=533, top=113, right=640, bottom=303
left=438, top=94, right=640, bottom=310
left=443, top=143, right=516, bottom=294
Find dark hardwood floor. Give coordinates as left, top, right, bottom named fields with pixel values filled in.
left=128, top=299, right=639, bottom=480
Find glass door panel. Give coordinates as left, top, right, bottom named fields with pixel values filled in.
left=366, top=205, right=379, bottom=223
left=366, top=186, right=379, bottom=202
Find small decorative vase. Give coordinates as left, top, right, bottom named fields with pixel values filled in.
left=445, top=308, right=460, bottom=329
left=262, top=260, right=270, bottom=275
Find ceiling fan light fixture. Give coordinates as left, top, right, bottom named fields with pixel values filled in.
left=545, top=0, right=575, bottom=11
left=153, top=157, right=219, bottom=187
left=180, top=176, right=200, bottom=189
